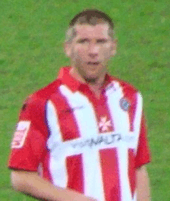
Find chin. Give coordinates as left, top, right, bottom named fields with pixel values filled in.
left=84, top=75, right=98, bottom=83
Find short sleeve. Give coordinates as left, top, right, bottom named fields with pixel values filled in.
left=8, top=95, right=48, bottom=171
left=135, top=114, right=151, bottom=168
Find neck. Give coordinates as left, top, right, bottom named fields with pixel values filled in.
left=70, top=67, right=106, bottom=97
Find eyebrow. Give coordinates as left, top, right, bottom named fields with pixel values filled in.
left=76, top=37, right=108, bottom=42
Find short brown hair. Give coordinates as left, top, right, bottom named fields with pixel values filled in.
left=65, top=9, right=114, bottom=42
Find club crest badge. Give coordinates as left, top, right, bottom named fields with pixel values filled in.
left=119, top=97, right=130, bottom=111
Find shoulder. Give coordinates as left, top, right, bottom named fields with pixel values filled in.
left=32, top=79, right=62, bottom=100
left=111, top=76, right=139, bottom=94
left=21, top=79, right=61, bottom=113
left=108, top=76, right=144, bottom=107
left=109, top=77, right=144, bottom=113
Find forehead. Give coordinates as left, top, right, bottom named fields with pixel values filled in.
left=74, top=24, right=110, bottom=39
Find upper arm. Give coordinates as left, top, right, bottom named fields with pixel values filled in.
left=135, top=113, right=151, bottom=168
left=8, top=95, right=47, bottom=171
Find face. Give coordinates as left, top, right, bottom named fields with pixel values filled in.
left=65, top=23, right=116, bottom=83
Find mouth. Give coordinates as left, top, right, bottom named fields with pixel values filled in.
left=87, top=61, right=100, bottom=65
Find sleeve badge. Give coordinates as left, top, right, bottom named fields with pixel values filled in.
left=11, top=121, right=31, bottom=149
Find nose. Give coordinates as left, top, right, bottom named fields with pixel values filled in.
left=88, top=42, right=99, bottom=58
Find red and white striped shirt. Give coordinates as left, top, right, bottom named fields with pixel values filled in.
left=8, top=67, right=150, bottom=201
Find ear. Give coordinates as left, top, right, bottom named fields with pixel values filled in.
left=111, top=39, right=117, bottom=56
left=64, top=42, right=72, bottom=57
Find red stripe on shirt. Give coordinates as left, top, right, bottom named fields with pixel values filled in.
left=50, top=90, right=80, bottom=141
left=128, top=149, right=136, bottom=197
left=66, top=154, right=84, bottom=194
left=128, top=92, right=137, bottom=132
left=88, top=93, right=115, bottom=133
left=42, top=152, right=54, bottom=182
left=100, top=148, right=121, bottom=201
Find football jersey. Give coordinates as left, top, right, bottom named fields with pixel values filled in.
left=8, top=67, right=150, bottom=201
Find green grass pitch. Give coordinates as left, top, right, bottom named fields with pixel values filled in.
left=0, top=0, right=170, bottom=200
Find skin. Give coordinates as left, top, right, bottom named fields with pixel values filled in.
left=11, top=166, right=150, bottom=201
left=136, top=166, right=151, bottom=201
left=65, top=23, right=117, bottom=96
left=11, top=170, right=97, bottom=201
left=11, top=23, right=151, bottom=201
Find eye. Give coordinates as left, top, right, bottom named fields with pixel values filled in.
left=77, top=38, right=89, bottom=43
left=97, top=39, right=107, bottom=43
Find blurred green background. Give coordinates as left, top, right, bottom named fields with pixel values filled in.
left=0, top=0, right=169, bottom=200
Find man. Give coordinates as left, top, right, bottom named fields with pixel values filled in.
left=8, top=9, right=151, bottom=201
